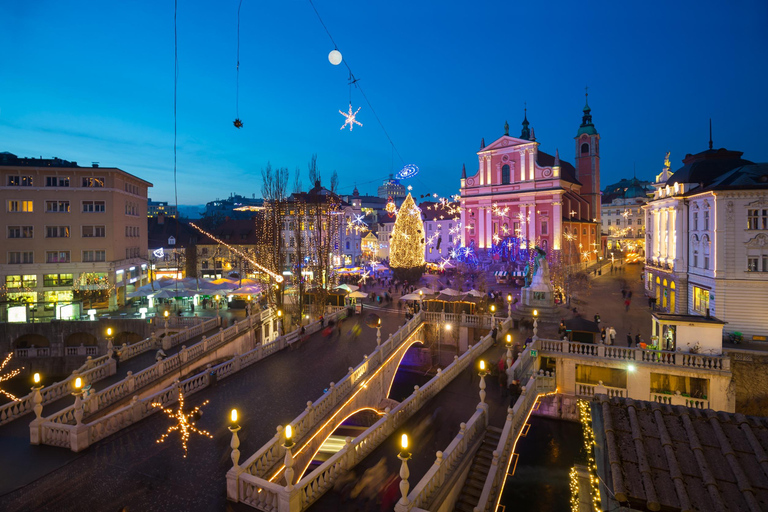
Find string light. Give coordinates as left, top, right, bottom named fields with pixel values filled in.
left=395, top=164, right=420, bottom=180
left=152, top=390, right=212, bottom=458
left=0, top=354, right=24, bottom=401
left=339, top=103, right=362, bottom=131
left=569, top=466, right=580, bottom=512
left=390, top=193, right=426, bottom=274
left=189, top=222, right=283, bottom=283
left=578, top=399, right=601, bottom=511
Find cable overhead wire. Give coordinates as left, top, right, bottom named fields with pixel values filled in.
left=233, top=0, right=244, bottom=128
left=307, top=0, right=405, bottom=165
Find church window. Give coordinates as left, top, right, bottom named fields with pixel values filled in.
left=692, top=212, right=698, bottom=231
left=703, top=211, right=710, bottom=230
left=501, top=165, right=510, bottom=185
left=702, top=235, right=710, bottom=270
left=541, top=220, right=548, bottom=235
left=581, top=143, right=589, bottom=154
left=747, top=209, right=767, bottom=230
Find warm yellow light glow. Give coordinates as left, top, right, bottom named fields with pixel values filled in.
left=151, top=390, right=212, bottom=458
left=401, top=433, right=408, bottom=450
left=106, top=327, right=113, bottom=336
left=277, top=310, right=283, bottom=317
left=215, top=295, right=220, bottom=301
left=164, top=311, right=169, bottom=318
left=285, top=424, right=293, bottom=440
left=533, top=310, right=538, bottom=317
left=419, top=290, right=423, bottom=296
left=390, top=193, right=426, bottom=271
left=490, top=305, right=496, bottom=312
left=0, top=354, right=24, bottom=401
left=507, top=294, right=512, bottom=302
left=231, top=409, right=238, bottom=424
left=480, top=360, right=485, bottom=371
left=74, top=377, right=82, bottom=389
left=33, top=372, right=41, bottom=384
left=506, top=334, right=512, bottom=343
left=247, top=295, right=251, bottom=301
left=445, top=324, right=452, bottom=331
left=627, top=364, right=636, bottom=372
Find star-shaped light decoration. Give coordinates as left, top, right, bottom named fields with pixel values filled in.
left=152, top=390, right=212, bottom=458
left=358, top=270, right=370, bottom=285
left=339, top=103, right=362, bottom=131
left=0, top=354, right=24, bottom=401
left=407, top=185, right=413, bottom=191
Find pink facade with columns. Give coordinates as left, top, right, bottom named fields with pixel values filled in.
left=460, top=103, right=601, bottom=264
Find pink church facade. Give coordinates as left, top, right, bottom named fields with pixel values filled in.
left=460, top=101, right=602, bottom=265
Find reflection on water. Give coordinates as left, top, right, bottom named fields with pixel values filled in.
left=499, top=416, right=584, bottom=511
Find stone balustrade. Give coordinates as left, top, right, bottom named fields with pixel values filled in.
left=422, top=312, right=496, bottom=330
left=537, top=338, right=730, bottom=371
left=576, top=382, right=626, bottom=399
left=650, top=391, right=709, bottom=410
left=474, top=371, right=556, bottom=512
left=33, top=309, right=348, bottom=452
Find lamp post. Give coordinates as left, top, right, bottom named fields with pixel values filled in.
left=532, top=309, right=539, bottom=342
left=106, top=327, right=114, bottom=358
left=419, top=290, right=423, bottom=311
left=507, top=293, right=513, bottom=318
left=376, top=318, right=382, bottom=346
left=397, top=433, right=412, bottom=507
left=229, top=409, right=241, bottom=469
left=490, top=304, right=496, bottom=319
left=478, top=360, right=487, bottom=405
left=277, top=309, right=283, bottom=336
left=215, top=295, right=221, bottom=320
left=441, top=324, right=451, bottom=368
left=72, top=376, right=85, bottom=425
left=31, top=372, right=43, bottom=420
left=163, top=310, right=171, bottom=350
left=283, top=424, right=295, bottom=491
left=506, top=334, right=513, bottom=369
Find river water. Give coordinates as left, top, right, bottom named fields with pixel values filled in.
left=498, top=415, right=585, bottom=511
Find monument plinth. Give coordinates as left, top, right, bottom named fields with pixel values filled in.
left=517, top=247, right=558, bottom=317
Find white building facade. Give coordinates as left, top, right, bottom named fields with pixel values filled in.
left=644, top=147, right=768, bottom=339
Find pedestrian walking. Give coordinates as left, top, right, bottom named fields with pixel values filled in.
left=635, top=333, right=642, bottom=347
left=626, top=332, right=632, bottom=347
left=600, top=328, right=606, bottom=344
left=608, top=326, right=616, bottom=345
left=624, top=298, right=631, bottom=311
left=621, top=289, right=626, bottom=299
left=491, top=326, right=498, bottom=346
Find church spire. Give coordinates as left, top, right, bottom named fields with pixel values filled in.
left=504, top=120, right=509, bottom=136
left=581, top=87, right=593, bottom=127
left=480, top=137, right=485, bottom=149
left=520, top=106, right=530, bottom=140
left=461, top=163, right=467, bottom=179
left=554, top=148, right=560, bottom=166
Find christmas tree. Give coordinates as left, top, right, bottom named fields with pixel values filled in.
left=390, top=193, right=426, bottom=282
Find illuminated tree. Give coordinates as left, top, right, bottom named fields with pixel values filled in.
left=390, top=193, right=426, bottom=282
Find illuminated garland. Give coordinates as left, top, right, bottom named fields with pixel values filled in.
left=0, top=354, right=24, bottom=401
left=152, top=390, right=212, bottom=458
left=578, top=399, right=601, bottom=511
left=569, top=466, right=580, bottom=512
left=339, top=102, right=362, bottom=131
left=189, top=222, right=283, bottom=283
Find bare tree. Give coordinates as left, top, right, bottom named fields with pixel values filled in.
left=308, top=154, right=320, bottom=187
left=330, top=170, right=339, bottom=194
left=260, top=162, right=290, bottom=309
left=293, top=166, right=303, bottom=194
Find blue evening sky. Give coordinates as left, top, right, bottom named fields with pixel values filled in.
left=1, top=1, right=766, bottom=205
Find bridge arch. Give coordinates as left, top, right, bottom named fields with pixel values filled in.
left=13, top=334, right=50, bottom=349
left=384, top=339, right=426, bottom=401
left=114, top=331, right=142, bottom=346
left=64, top=332, right=98, bottom=346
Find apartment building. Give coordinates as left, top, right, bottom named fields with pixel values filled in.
left=0, top=152, right=152, bottom=317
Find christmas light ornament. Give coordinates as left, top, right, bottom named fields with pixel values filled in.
left=385, top=197, right=397, bottom=218
left=396, top=164, right=420, bottom=180
left=328, top=49, right=342, bottom=65
left=152, top=390, right=212, bottom=458
left=390, top=193, right=426, bottom=282
left=0, top=354, right=23, bottom=401
left=339, top=103, right=362, bottom=131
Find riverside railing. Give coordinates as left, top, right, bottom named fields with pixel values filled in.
left=42, top=316, right=252, bottom=426
left=474, top=371, right=556, bottom=512
left=32, top=309, right=347, bottom=452
left=422, top=312, right=496, bottom=330
left=228, top=315, right=514, bottom=511
left=0, top=317, right=219, bottom=427
left=537, top=338, right=730, bottom=371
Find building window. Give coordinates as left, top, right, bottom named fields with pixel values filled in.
left=747, top=209, right=768, bottom=230
left=7, top=176, right=33, bottom=186
left=581, top=143, right=589, bottom=154
left=82, top=177, right=105, bottom=187
left=8, top=200, right=33, bottom=212
left=702, top=235, right=710, bottom=270
left=43, top=273, right=74, bottom=286
left=501, top=164, right=510, bottom=185
left=541, top=220, right=548, bottom=235
left=46, top=176, right=70, bottom=187
left=748, top=257, right=758, bottom=272
left=607, top=220, right=611, bottom=226
left=583, top=228, right=587, bottom=235
left=693, top=212, right=698, bottom=231
left=82, top=201, right=105, bottom=213
left=82, top=250, right=106, bottom=262
left=46, top=251, right=71, bottom=263
left=45, top=200, right=70, bottom=213
left=692, top=287, right=710, bottom=314
left=703, top=210, right=710, bottom=230
left=46, top=226, right=70, bottom=238
left=692, top=249, right=698, bottom=268
left=82, top=225, right=106, bottom=237
left=8, top=251, right=34, bottom=264
left=8, top=226, right=33, bottom=238
left=23, top=274, right=37, bottom=287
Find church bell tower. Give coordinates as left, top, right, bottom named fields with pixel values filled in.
left=574, top=91, right=601, bottom=220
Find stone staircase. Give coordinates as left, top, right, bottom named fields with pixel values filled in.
left=454, top=425, right=503, bottom=512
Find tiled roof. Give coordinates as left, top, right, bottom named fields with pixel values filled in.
left=592, top=395, right=768, bottom=512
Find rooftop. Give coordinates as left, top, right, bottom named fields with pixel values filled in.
left=652, top=312, right=727, bottom=325
left=592, top=395, right=768, bottom=512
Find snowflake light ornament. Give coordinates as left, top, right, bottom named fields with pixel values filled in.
left=358, top=270, right=370, bottom=285
left=339, top=103, right=363, bottom=131
left=0, top=354, right=23, bottom=401
left=152, top=389, right=212, bottom=458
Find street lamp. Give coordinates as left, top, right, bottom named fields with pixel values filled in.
left=507, top=293, right=513, bottom=318
left=106, top=327, right=114, bottom=358
left=31, top=372, right=43, bottom=420
left=72, top=376, right=85, bottom=425
left=397, top=433, right=412, bottom=507
left=490, top=304, right=496, bottom=317
left=283, top=424, right=295, bottom=491
left=229, top=408, right=241, bottom=468
left=532, top=310, right=539, bottom=342
left=277, top=310, right=283, bottom=336
left=376, top=318, right=382, bottom=346
left=215, top=295, right=221, bottom=319
left=506, top=333, right=513, bottom=369
left=478, top=360, right=488, bottom=405
left=419, top=290, right=423, bottom=311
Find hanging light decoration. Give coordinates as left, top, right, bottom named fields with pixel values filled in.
left=328, top=49, right=342, bottom=65
left=339, top=102, right=362, bottom=131
left=396, top=164, right=420, bottom=180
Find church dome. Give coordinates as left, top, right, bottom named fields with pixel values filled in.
left=667, top=148, right=753, bottom=187
left=623, top=178, right=646, bottom=199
